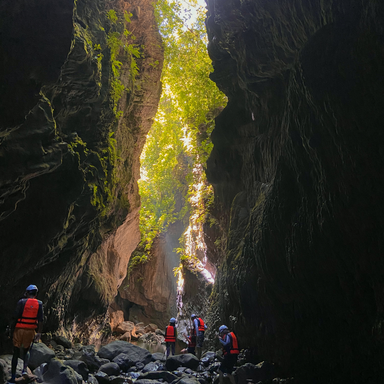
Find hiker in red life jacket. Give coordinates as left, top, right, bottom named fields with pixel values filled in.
left=217, top=325, right=239, bottom=384
left=9, top=285, right=44, bottom=384
left=183, top=327, right=196, bottom=355
left=164, top=317, right=177, bottom=358
left=191, top=314, right=207, bottom=359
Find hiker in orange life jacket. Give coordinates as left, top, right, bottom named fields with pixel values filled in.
left=165, top=317, right=177, bottom=358
left=217, top=325, right=239, bottom=384
left=9, top=285, right=43, bottom=384
left=191, top=314, right=207, bottom=359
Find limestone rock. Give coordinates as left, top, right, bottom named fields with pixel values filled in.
left=109, top=310, right=125, bottom=332
left=144, top=324, right=158, bottom=333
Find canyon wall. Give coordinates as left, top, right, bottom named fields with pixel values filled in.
left=0, top=0, right=163, bottom=341
left=205, top=0, right=384, bottom=382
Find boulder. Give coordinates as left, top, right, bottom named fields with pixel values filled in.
left=53, top=335, right=72, bottom=349
left=138, top=371, right=178, bottom=382
left=99, top=362, right=121, bottom=376
left=41, top=358, right=78, bottom=384
left=144, top=324, right=158, bottom=333
left=135, top=380, right=162, bottom=384
left=98, top=341, right=151, bottom=364
left=80, top=345, right=105, bottom=372
left=94, top=371, right=110, bottom=384
left=234, top=362, right=276, bottom=384
left=29, top=342, right=55, bottom=370
left=63, top=360, right=89, bottom=380
left=142, top=361, right=160, bottom=373
left=151, top=353, right=166, bottom=362
left=113, top=353, right=139, bottom=371
left=88, top=374, right=99, bottom=384
left=165, top=354, right=199, bottom=371
left=115, top=322, right=135, bottom=335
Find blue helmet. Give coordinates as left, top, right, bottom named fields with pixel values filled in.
left=219, top=325, right=228, bottom=334
left=170, top=317, right=176, bottom=323
left=191, top=314, right=197, bottom=318
left=26, top=284, right=38, bottom=292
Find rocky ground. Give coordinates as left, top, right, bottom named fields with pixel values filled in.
left=0, top=325, right=293, bottom=384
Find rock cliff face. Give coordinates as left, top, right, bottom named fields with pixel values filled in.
left=205, top=0, right=384, bottom=382
left=0, top=0, right=163, bottom=340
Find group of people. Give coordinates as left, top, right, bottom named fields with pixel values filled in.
left=165, top=314, right=239, bottom=384
left=7, top=286, right=239, bottom=384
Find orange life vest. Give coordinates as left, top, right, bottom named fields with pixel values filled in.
left=15, top=298, right=39, bottom=329
left=197, top=318, right=205, bottom=332
left=165, top=325, right=176, bottom=342
left=223, top=332, right=240, bottom=355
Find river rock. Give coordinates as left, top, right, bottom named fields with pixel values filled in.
left=99, top=362, right=121, bottom=376
left=142, top=361, right=160, bottom=373
left=151, top=353, right=166, bottom=362
left=234, top=362, right=276, bottom=384
left=88, top=374, right=99, bottom=384
left=94, top=371, right=110, bottom=384
left=80, top=345, right=105, bottom=372
left=176, top=377, right=201, bottom=384
left=63, top=359, right=89, bottom=380
left=135, top=380, right=163, bottom=384
left=53, top=335, right=72, bottom=349
left=109, top=375, right=132, bottom=384
left=119, top=332, right=132, bottom=342
left=41, top=358, right=79, bottom=384
left=138, top=371, right=178, bottom=382
left=29, top=342, right=56, bottom=370
left=98, top=341, right=151, bottom=364
left=165, top=354, right=199, bottom=371
left=113, top=353, right=140, bottom=371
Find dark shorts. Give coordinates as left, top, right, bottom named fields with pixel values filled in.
left=197, top=333, right=204, bottom=348
left=219, top=354, right=238, bottom=374
left=187, top=346, right=196, bottom=354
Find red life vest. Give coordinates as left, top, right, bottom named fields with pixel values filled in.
left=15, top=298, right=39, bottom=329
left=165, top=325, right=176, bottom=342
left=223, top=332, right=240, bottom=355
left=188, top=335, right=196, bottom=347
left=197, top=318, right=205, bottom=332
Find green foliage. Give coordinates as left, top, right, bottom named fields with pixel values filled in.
left=105, top=9, right=143, bottom=115
left=138, top=0, right=227, bottom=257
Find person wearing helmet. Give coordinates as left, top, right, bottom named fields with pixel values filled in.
left=217, top=325, right=239, bottom=384
left=191, top=314, right=207, bottom=359
left=164, top=317, right=177, bottom=357
left=8, top=285, right=44, bottom=383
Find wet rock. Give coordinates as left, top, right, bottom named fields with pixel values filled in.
left=99, top=362, right=121, bottom=376
left=29, top=342, right=56, bottom=370
left=41, top=358, right=79, bottom=384
left=53, top=335, right=72, bottom=349
left=142, top=361, right=160, bottom=373
left=63, top=359, right=89, bottom=380
left=98, top=341, right=151, bottom=364
left=88, top=374, right=99, bottom=384
left=138, top=371, right=178, bottom=382
left=234, top=362, right=276, bottom=384
left=166, top=354, right=199, bottom=371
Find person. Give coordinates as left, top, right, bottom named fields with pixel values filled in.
left=9, top=285, right=44, bottom=383
left=217, top=325, right=239, bottom=384
left=191, top=314, right=207, bottom=359
left=164, top=317, right=177, bottom=358
left=183, top=327, right=196, bottom=355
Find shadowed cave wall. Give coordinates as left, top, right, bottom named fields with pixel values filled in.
left=205, top=0, right=384, bottom=382
left=0, top=0, right=163, bottom=342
